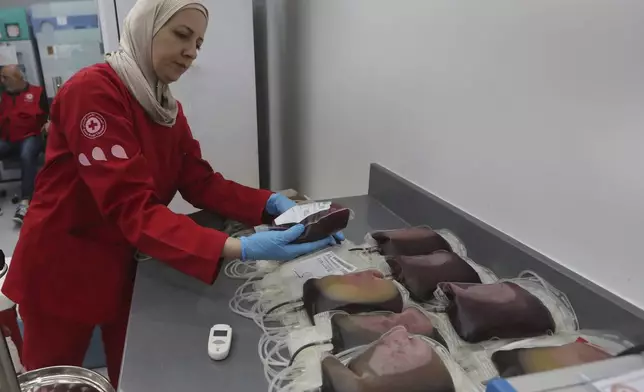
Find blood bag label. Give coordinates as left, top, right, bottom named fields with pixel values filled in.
left=274, top=202, right=332, bottom=225
left=292, top=251, right=357, bottom=280
left=594, top=368, right=644, bottom=392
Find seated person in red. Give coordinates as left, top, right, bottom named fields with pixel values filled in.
left=0, top=64, right=48, bottom=224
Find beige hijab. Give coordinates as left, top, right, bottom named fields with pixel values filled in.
left=106, top=0, right=208, bottom=126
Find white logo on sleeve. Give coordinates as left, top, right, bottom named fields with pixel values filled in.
left=78, top=153, right=91, bottom=166
left=92, top=147, right=107, bottom=161
left=80, top=112, right=107, bottom=139
left=24, top=93, right=34, bottom=103
left=77, top=145, right=129, bottom=167
left=111, top=145, right=129, bottom=159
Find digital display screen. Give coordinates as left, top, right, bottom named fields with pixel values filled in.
left=212, top=330, right=228, bottom=337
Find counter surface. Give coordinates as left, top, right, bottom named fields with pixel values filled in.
left=119, top=168, right=644, bottom=392
left=118, top=196, right=407, bottom=392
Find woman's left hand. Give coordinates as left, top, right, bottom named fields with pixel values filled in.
left=265, top=193, right=297, bottom=216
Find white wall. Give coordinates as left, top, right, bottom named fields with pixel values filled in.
left=1, top=0, right=85, bottom=9
left=112, top=0, right=260, bottom=213
left=268, top=1, right=644, bottom=308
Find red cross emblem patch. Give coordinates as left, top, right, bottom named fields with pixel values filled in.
left=80, top=112, right=107, bottom=139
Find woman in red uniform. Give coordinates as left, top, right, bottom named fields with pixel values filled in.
left=2, top=0, right=340, bottom=386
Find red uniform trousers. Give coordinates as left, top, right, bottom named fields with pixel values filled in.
left=20, top=294, right=131, bottom=388
left=0, top=306, right=23, bottom=358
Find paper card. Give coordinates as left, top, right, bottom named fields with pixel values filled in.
left=291, top=251, right=356, bottom=281
left=274, top=201, right=332, bottom=226
left=594, top=368, right=644, bottom=392
left=56, top=16, right=68, bottom=26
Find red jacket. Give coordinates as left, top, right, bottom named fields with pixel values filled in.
left=2, top=63, right=271, bottom=324
left=0, top=85, right=47, bottom=142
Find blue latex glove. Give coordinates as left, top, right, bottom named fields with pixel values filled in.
left=240, top=224, right=336, bottom=261
left=265, top=193, right=297, bottom=216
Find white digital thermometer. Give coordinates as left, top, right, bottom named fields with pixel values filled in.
left=208, top=324, right=232, bottom=361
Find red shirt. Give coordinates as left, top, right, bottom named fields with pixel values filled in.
left=0, top=85, right=47, bottom=142
left=2, top=63, right=271, bottom=324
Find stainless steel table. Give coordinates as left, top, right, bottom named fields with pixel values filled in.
left=118, top=162, right=644, bottom=391
left=118, top=195, right=407, bottom=392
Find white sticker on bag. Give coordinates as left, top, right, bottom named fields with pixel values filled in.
left=291, top=251, right=357, bottom=280
left=274, top=201, right=332, bottom=225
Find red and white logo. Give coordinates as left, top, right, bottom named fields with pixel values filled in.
left=80, top=112, right=107, bottom=139
left=24, top=93, right=34, bottom=102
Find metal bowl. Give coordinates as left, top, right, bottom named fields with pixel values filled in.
left=17, top=366, right=114, bottom=392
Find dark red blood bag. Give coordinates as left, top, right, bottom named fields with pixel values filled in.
left=491, top=341, right=612, bottom=377
left=370, top=227, right=452, bottom=257
left=387, top=251, right=481, bottom=301
left=438, top=282, right=555, bottom=343
left=330, top=307, right=447, bottom=352
left=273, top=203, right=351, bottom=244
left=321, top=327, right=456, bottom=392
left=302, top=270, right=404, bottom=324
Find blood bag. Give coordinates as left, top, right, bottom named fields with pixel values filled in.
left=302, top=270, right=405, bottom=324
left=261, top=306, right=451, bottom=383
left=320, top=326, right=475, bottom=392
left=230, top=243, right=399, bottom=343
left=437, top=281, right=556, bottom=343
left=267, top=322, right=479, bottom=392
left=458, top=331, right=633, bottom=384
left=273, top=203, right=352, bottom=244
left=329, top=307, right=447, bottom=352
left=387, top=251, right=481, bottom=301
left=370, top=227, right=452, bottom=257
left=492, top=341, right=611, bottom=377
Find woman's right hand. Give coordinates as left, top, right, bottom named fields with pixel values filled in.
left=239, top=224, right=336, bottom=261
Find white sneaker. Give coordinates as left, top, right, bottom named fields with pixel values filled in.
left=13, top=201, right=28, bottom=225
